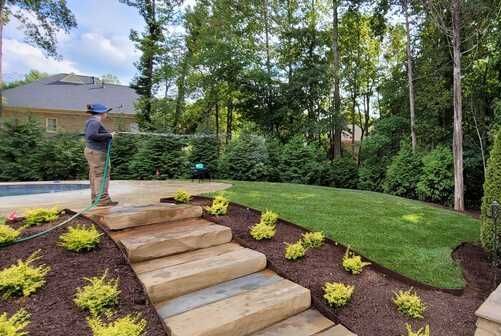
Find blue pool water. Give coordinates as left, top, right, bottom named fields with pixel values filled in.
left=0, top=183, right=90, bottom=197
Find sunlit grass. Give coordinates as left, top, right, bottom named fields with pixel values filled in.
left=209, top=181, right=480, bottom=288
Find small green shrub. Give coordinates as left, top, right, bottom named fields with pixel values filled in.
left=301, top=231, right=325, bottom=248
left=58, top=225, right=103, bottom=252
left=284, top=241, right=306, bottom=260
left=403, top=324, right=430, bottom=336
left=88, top=314, right=147, bottom=336
left=323, top=282, right=355, bottom=308
left=0, top=250, right=50, bottom=298
left=0, top=224, right=21, bottom=246
left=260, top=210, right=278, bottom=227
left=74, top=270, right=120, bottom=316
left=393, top=289, right=426, bottom=319
left=174, top=190, right=191, bottom=203
left=249, top=222, right=276, bottom=240
left=0, top=308, right=30, bottom=336
left=23, top=207, right=59, bottom=227
left=205, top=195, right=229, bottom=215
left=342, top=247, right=371, bottom=275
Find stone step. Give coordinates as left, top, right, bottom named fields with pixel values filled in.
left=139, top=247, right=267, bottom=303
left=133, top=242, right=242, bottom=274
left=156, top=270, right=282, bottom=319
left=251, top=309, right=334, bottom=336
left=314, top=325, right=357, bottom=336
left=90, top=204, right=202, bottom=230
left=118, top=220, right=232, bottom=262
left=165, top=279, right=311, bottom=336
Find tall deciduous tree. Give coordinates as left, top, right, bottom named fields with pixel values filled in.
left=331, top=0, right=342, bottom=159
left=0, top=0, right=76, bottom=118
left=402, top=0, right=416, bottom=152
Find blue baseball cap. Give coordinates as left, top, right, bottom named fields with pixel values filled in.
left=87, top=103, right=112, bottom=113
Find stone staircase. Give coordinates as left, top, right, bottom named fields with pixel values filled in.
left=89, top=203, right=356, bottom=336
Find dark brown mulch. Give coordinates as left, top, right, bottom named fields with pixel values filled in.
left=0, top=214, right=166, bottom=336
left=181, top=196, right=500, bottom=336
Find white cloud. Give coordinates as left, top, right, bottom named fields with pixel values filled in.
left=3, top=38, right=81, bottom=79
left=73, top=32, right=138, bottom=66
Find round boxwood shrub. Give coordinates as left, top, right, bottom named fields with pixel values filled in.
left=384, top=141, right=423, bottom=199
left=416, top=146, right=454, bottom=205
left=481, top=128, right=501, bottom=252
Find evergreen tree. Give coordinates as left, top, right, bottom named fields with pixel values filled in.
left=0, top=118, right=45, bottom=181
left=417, top=146, right=454, bottom=205
left=481, top=129, right=501, bottom=252
left=279, top=136, right=325, bottom=185
left=129, top=136, right=187, bottom=179
left=110, top=135, right=139, bottom=180
left=219, top=133, right=269, bottom=181
left=38, top=134, right=87, bottom=180
left=189, top=133, right=219, bottom=177
left=384, top=141, right=423, bottom=199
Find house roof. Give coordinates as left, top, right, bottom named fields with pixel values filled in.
left=2, top=74, right=139, bottom=115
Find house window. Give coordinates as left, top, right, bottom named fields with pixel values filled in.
left=46, top=118, right=57, bottom=133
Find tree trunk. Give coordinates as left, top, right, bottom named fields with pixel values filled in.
left=332, top=0, right=342, bottom=159
left=173, top=55, right=189, bottom=132
left=215, top=99, right=220, bottom=156
left=452, top=0, right=464, bottom=212
left=0, top=0, right=5, bottom=120
left=226, top=99, right=233, bottom=144
left=403, top=0, right=417, bottom=152
left=287, top=0, right=293, bottom=84
left=263, top=0, right=273, bottom=132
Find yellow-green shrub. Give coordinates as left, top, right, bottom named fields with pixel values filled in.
left=342, top=247, right=371, bottom=275
left=260, top=210, right=278, bottom=226
left=249, top=222, right=276, bottom=240
left=24, top=207, right=59, bottom=227
left=323, top=282, right=355, bottom=308
left=74, top=270, right=120, bottom=316
left=393, top=289, right=426, bottom=319
left=0, top=250, right=50, bottom=298
left=205, top=195, right=229, bottom=215
left=0, top=308, right=30, bottom=336
left=403, top=324, right=430, bottom=336
left=174, top=190, right=191, bottom=203
left=58, top=225, right=102, bottom=252
left=88, top=314, right=147, bottom=336
left=284, top=241, right=306, bottom=260
left=301, top=231, right=325, bottom=248
left=0, top=224, right=21, bottom=246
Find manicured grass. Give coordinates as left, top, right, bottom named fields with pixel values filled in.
left=209, top=181, right=480, bottom=288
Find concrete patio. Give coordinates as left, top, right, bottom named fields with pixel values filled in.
left=0, top=180, right=231, bottom=216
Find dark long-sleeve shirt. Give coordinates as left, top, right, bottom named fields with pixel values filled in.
left=84, top=117, right=112, bottom=152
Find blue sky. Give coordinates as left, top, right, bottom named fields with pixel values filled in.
left=3, top=0, right=166, bottom=85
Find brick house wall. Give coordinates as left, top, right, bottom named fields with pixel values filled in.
left=2, top=107, right=137, bottom=134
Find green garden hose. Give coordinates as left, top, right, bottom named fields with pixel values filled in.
left=5, top=140, right=113, bottom=246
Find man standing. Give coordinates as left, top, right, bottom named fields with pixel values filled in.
left=84, top=103, right=118, bottom=207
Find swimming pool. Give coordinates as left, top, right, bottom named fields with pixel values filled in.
left=0, top=183, right=90, bottom=197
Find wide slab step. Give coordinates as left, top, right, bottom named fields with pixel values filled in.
left=314, top=325, right=357, bottom=336
left=132, top=243, right=242, bottom=274
left=165, top=279, right=311, bottom=336
left=156, top=270, right=282, bottom=319
left=251, top=309, right=334, bottom=336
left=89, top=204, right=202, bottom=230
left=118, top=220, right=232, bottom=262
left=139, top=247, right=267, bottom=303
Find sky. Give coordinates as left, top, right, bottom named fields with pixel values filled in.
left=2, top=0, right=191, bottom=85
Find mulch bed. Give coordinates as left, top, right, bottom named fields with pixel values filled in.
left=179, top=196, right=501, bottom=336
left=0, top=214, right=166, bottom=336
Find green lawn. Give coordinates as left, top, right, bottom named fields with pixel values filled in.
left=209, top=181, right=480, bottom=288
